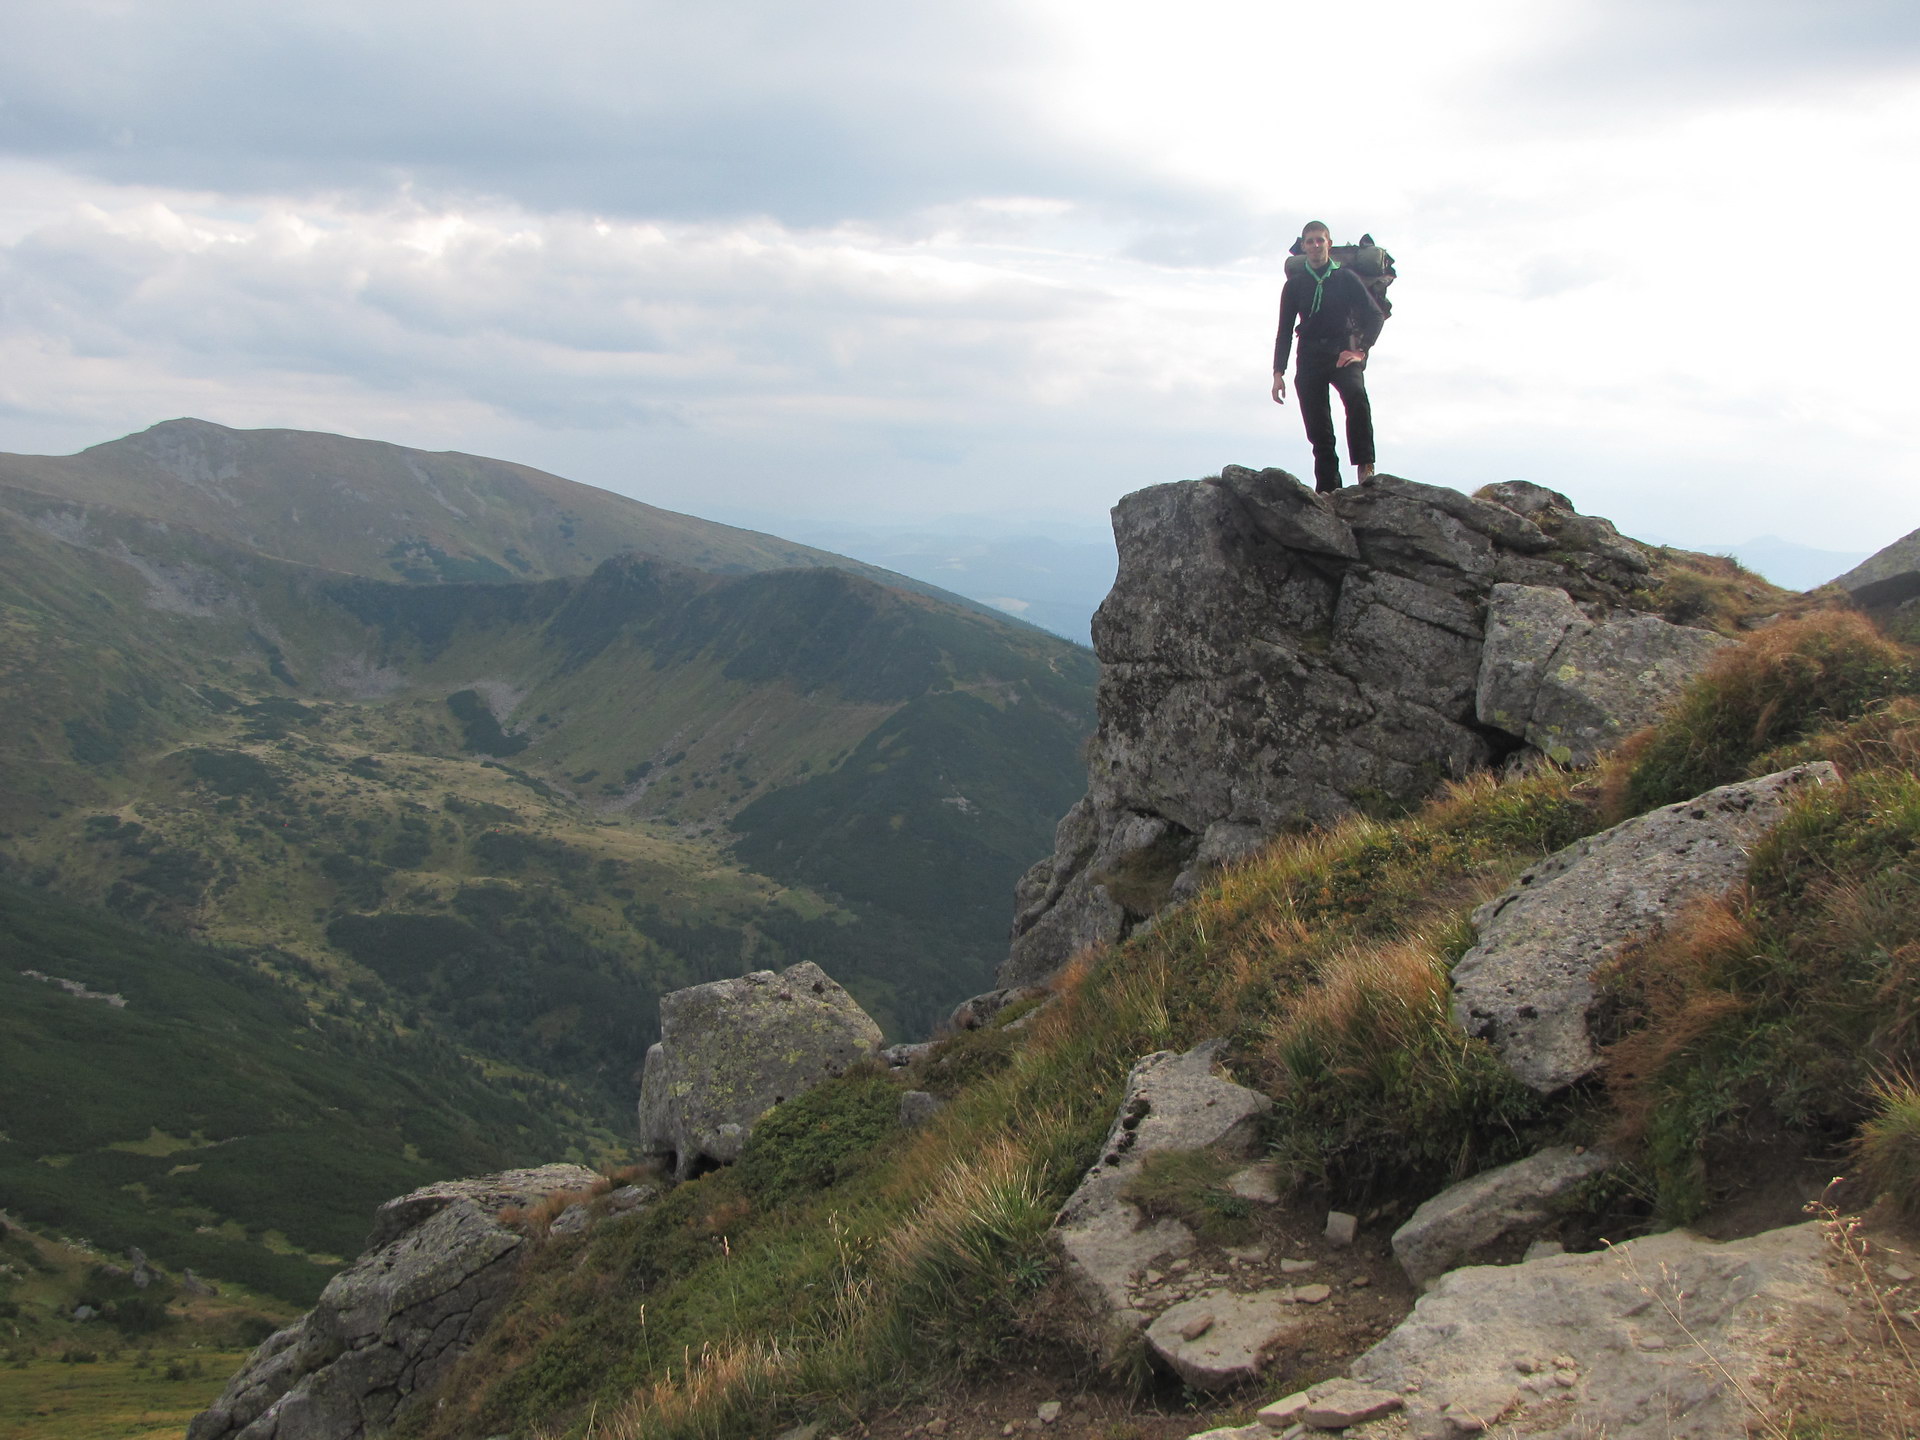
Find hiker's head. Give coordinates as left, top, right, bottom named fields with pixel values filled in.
left=1300, top=222, right=1332, bottom=268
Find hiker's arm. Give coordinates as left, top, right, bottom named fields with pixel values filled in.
left=1273, top=284, right=1299, bottom=388
left=1272, top=370, right=1287, bottom=403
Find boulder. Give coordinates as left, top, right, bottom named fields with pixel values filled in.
left=1452, top=763, right=1838, bottom=1092
left=1351, top=1222, right=1841, bottom=1440
left=1002, top=468, right=1673, bottom=988
left=1833, top=525, right=1920, bottom=609
left=1390, top=1146, right=1614, bottom=1289
left=188, top=1163, right=597, bottom=1440
left=1145, top=1290, right=1306, bottom=1390
left=637, top=962, right=883, bottom=1180
left=1053, top=1040, right=1272, bottom=1351
left=1475, top=584, right=1731, bottom=765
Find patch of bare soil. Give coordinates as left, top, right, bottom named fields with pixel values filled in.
left=1758, top=1206, right=1920, bottom=1439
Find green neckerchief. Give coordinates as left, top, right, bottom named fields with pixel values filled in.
left=1304, top=258, right=1340, bottom=315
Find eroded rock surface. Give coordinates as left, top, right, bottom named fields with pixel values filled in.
left=1053, top=1040, right=1271, bottom=1353
left=1391, top=1146, right=1613, bottom=1289
left=189, top=1164, right=597, bottom=1440
left=637, top=961, right=883, bottom=1179
left=1452, top=764, right=1838, bottom=1092
left=1002, top=469, right=1722, bottom=988
left=1351, top=1223, right=1841, bottom=1440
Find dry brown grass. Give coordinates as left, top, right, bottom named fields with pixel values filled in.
left=498, top=1179, right=613, bottom=1237
left=1595, top=896, right=1756, bottom=1147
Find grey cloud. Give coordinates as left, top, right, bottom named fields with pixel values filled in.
left=1503, top=0, right=1920, bottom=112
left=0, top=204, right=1106, bottom=432
left=0, top=0, right=1208, bottom=227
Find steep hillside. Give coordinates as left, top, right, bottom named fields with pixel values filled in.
left=0, top=424, right=1096, bottom=1308
left=233, top=475, right=1913, bottom=1440
left=0, top=492, right=1093, bottom=1067
left=0, top=881, right=586, bottom=1306
left=383, top=593, right=1920, bottom=1440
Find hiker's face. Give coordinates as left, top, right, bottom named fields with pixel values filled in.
left=1301, top=230, right=1331, bottom=265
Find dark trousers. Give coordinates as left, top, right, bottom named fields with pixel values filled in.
left=1295, top=349, right=1374, bottom=493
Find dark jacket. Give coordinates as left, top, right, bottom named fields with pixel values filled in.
left=1273, top=264, right=1386, bottom=373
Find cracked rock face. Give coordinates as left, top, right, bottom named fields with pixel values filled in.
left=188, top=1164, right=597, bottom=1440
left=637, top=961, right=883, bottom=1180
left=1452, top=763, right=1839, bottom=1092
left=1001, top=469, right=1717, bottom=989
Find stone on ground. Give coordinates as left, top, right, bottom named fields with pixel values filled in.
left=1146, top=1290, right=1306, bottom=1390
left=636, top=961, right=882, bottom=1179
left=1298, top=1379, right=1404, bottom=1429
left=1475, top=582, right=1729, bottom=766
left=1392, top=1145, right=1613, bottom=1289
left=189, top=1162, right=596, bottom=1440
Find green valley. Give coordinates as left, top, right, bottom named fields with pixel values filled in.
left=0, top=420, right=1096, bottom=1302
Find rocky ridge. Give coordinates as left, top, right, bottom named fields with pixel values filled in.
left=1001, top=470, right=1729, bottom=988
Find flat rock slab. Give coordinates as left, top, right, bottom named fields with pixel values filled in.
left=1299, top=1379, right=1404, bottom=1429
left=1146, top=1290, right=1307, bottom=1390
left=1351, top=1222, right=1842, bottom=1440
left=1054, top=1040, right=1271, bottom=1344
left=1392, top=1145, right=1613, bottom=1289
left=1452, top=763, right=1838, bottom=1091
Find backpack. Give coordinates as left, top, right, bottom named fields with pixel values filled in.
left=1285, top=233, right=1396, bottom=319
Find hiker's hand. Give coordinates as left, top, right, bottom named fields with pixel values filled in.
left=1271, top=372, right=1286, bottom=404
left=1337, top=349, right=1365, bottom=368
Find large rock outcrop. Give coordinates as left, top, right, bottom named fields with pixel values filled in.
left=1003, top=471, right=1720, bottom=988
left=1452, top=763, right=1838, bottom=1092
left=189, top=1164, right=597, bottom=1440
left=637, top=961, right=883, bottom=1179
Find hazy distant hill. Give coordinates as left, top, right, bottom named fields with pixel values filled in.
left=0, top=418, right=999, bottom=602
left=0, top=421, right=1096, bottom=1295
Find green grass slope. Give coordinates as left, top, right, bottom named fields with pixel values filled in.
left=0, top=881, right=590, bottom=1305
left=0, top=466, right=1095, bottom=1289
left=396, top=605, right=1920, bottom=1440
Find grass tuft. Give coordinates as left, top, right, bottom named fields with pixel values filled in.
left=1854, top=1071, right=1920, bottom=1221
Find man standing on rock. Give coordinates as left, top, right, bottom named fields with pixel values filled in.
left=1271, top=221, right=1387, bottom=493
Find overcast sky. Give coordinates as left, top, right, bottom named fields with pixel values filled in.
left=2, top=0, right=1916, bottom=554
